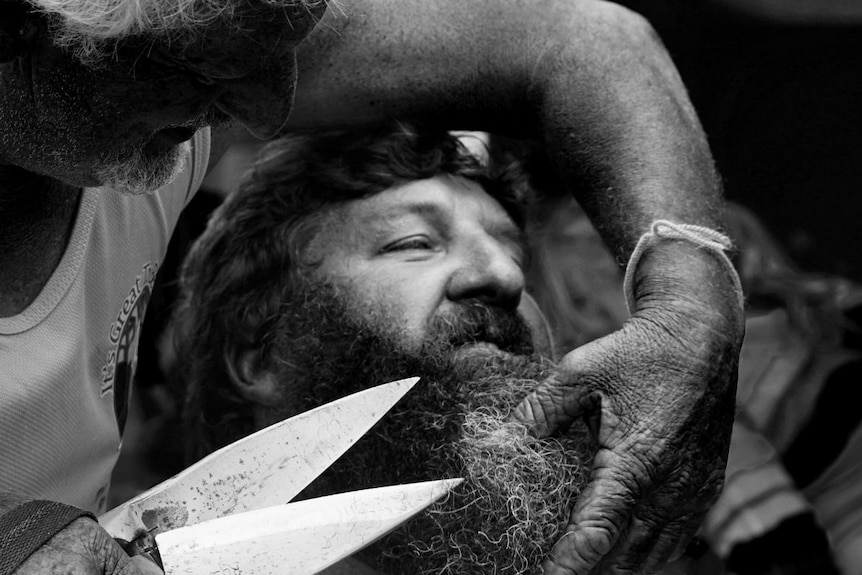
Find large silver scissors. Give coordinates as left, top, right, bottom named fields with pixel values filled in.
left=99, top=377, right=461, bottom=574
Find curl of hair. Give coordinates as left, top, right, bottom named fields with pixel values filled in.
left=26, top=0, right=325, bottom=63
left=173, top=122, right=531, bottom=461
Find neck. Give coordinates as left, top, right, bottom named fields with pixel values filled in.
left=0, top=165, right=82, bottom=316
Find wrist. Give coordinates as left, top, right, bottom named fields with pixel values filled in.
left=0, top=499, right=96, bottom=575
left=628, top=229, right=745, bottom=337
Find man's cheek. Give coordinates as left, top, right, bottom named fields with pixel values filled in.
left=352, top=296, right=427, bottom=354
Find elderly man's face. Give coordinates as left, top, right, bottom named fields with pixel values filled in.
left=0, top=0, right=325, bottom=192
left=248, top=176, right=592, bottom=574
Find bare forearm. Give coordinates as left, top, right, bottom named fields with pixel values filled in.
left=528, top=3, right=724, bottom=256
left=291, top=0, right=723, bottom=259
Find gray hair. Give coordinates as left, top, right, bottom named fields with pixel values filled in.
left=28, top=0, right=325, bottom=62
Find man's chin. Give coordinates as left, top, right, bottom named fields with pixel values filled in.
left=95, top=140, right=190, bottom=195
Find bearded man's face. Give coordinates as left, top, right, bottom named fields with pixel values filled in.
left=260, top=281, right=594, bottom=575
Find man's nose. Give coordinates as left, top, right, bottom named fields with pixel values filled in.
left=447, top=240, right=525, bottom=311
left=214, top=61, right=297, bottom=140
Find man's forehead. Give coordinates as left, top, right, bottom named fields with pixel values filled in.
left=347, top=176, right=519, bottom=232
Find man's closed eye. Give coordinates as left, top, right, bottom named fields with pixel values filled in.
left=380, top=235, right=436, bottom=254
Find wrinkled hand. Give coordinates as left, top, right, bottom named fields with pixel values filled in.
left=514, top=243, right=744, bottom=574
left=14, top=516, right=157, bottom=575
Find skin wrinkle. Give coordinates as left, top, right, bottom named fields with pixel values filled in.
left=609, top=515, right=666, bottom=570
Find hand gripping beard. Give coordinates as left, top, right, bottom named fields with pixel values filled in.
left=266, top=284, right=596, bottom=574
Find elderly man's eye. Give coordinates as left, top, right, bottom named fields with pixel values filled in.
left=380, top=236, right=434, bottom=253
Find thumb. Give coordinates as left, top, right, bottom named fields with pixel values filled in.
left=543, top=453, right=631, bottom=575
left=510, top=342, right=601, bottom=437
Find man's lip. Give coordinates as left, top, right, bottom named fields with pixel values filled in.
left=452, top=342, right=511, bottom=362
left=150, top=126, right=199, bottom=147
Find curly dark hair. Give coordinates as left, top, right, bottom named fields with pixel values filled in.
left=173, top=123, right=531, bottom=460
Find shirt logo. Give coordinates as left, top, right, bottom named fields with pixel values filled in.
left=100, top=262, right=159, bottom=435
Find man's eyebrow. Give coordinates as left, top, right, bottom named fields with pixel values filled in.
left=360, top=200, right=449, bottom=228
left=349, top=200, right=449, bottom=246
left=360, top=198, right=527, bottom=253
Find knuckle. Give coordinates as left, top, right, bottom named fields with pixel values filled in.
left=80, top=520, right=130, bottom=574
left=546, top=523, right=618, bottom=574
left=575, top=521, right=617, bottom=558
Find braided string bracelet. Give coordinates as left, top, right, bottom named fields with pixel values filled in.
left=0, top=500, right=96, bottom=575
left=622, top=220, right=745, bottom=315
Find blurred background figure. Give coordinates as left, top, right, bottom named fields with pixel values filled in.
left=703, top=202, right=862, bottom=575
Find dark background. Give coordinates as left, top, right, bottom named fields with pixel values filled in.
left=618, top=0, right=862, bottom=282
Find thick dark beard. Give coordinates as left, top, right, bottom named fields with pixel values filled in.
left=268, top=285, right=594, bottom=574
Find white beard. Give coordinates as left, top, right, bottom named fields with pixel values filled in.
left=96, top=140, right=190, bottom=195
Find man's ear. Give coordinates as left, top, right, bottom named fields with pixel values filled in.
left=0, top=1, right=38, bottom=63
left=224, top=346, right=283, bottom=407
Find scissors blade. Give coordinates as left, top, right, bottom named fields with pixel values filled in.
left=100, top=377, right=420, bottom=541
left=156, top=478, right=463, bottom=575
